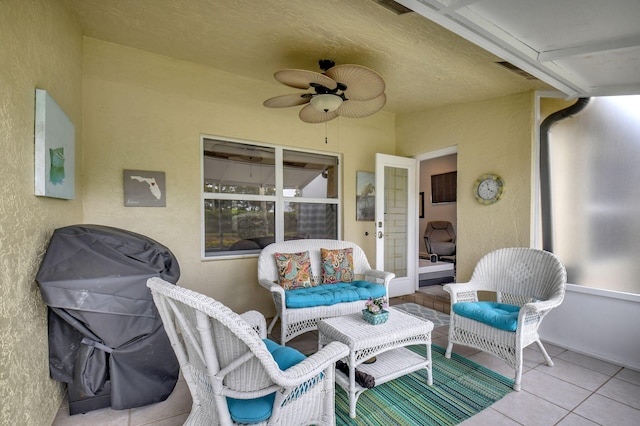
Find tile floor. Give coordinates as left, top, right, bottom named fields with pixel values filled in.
left=52, top=289, right=640, bottom=426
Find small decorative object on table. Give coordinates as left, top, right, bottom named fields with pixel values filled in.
left=363, top=297, right=389, bottom=325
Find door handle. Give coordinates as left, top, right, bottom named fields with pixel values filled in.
left=378, top=231, right=384, bottom=239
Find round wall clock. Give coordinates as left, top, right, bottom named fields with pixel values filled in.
left=473, top=173, right=504, bottom=205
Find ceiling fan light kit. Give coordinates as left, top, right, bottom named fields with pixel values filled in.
left=310, top=93, right=343, bottom=112
left=264, top=60, right=386, bottom=123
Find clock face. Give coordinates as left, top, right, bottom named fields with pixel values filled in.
left=473, top=174, right=504, bottom=204
left=478, top=179, right=499, bottom=199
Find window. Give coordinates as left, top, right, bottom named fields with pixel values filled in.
left=202, top=137, right=340, bottom=258
left=544, top=95, right=640, bottom=294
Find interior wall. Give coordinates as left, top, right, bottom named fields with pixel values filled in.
left=81, top=38, right=396, bottom=315
left=0, top=1, right=84, bottom=424
left=419, top=154, right=457, bottom=254
left=396, top=92, right=535, bottom=281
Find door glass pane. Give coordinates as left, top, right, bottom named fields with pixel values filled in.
left=204, top=200, right=275, bottom=254
left=383, top=166, right=408, bottom=278
left=283, top=150, right=338, bottom=198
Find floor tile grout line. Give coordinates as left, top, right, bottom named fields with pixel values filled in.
left=491, top=408, right=526, bottom=426
left=556, top=411, right=605, bottom=426
left=520, top=373, right=595, bottom=415
left=554, top=352, right=626, bottom=376
left=591, top=376, right=640, bottom=411
left=613, top=371, right=640, bottom=386
left=551, top=353, right=624, bottom=379
left=490, top=400, right=533, bottom=426
left=531, top=360, right=609, bottom=393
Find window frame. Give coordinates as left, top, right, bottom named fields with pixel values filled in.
left=200, top=134, right=342, bottom=260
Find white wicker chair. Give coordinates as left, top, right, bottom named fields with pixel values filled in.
left=443, top=248, right=566, bottom=391
left=257, top=239, right=394, bottom=345
left=147, top=277, right=349, bottom=425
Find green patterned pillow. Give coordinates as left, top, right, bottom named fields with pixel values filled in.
left=321, top=247, right=354, bottom=283
left=274, top=252, right=313, bottom=290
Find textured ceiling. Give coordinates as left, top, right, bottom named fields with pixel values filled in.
left=63, top=0, right=552, bottom=115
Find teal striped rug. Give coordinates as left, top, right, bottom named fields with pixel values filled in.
left=335, top=345, right=514, bottom=425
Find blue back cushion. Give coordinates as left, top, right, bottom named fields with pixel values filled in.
left=452, top=301, right=520, bottom=332
left=285, top=280, right=386, bottom=308
left=262, top=339, right=307, bottom=370
left=226, top=339, right=306, bottom=423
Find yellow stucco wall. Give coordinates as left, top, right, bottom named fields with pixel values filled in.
left=541, top=97, right=575, bottom=120
left=396, top=92, right=535, bottom=280
left=0, top=0, right=83, bottom=424
left=81, top=38, right=396, bottom=315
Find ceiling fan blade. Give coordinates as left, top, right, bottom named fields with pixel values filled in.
left=274, top=69, right=338, bottom=90
left=299, top=104, right=339, bottom=123
left=337, top=93, right=386, bottom=118
left=263, top=94, right=311, bottom=108
left=326, top=64, right=385, bottom=101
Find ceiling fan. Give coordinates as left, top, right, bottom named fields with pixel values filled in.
left=263, top=59, right=386, bottom=123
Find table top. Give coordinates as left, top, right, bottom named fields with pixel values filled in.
left=418, top=259, right=455, bottom=273
left=318, top=307, right=433, bottom=350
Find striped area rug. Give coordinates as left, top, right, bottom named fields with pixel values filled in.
left=335, top=345, right=513, bottom=425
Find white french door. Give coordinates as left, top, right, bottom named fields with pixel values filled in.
left=375, top=153, right=418, bottom=297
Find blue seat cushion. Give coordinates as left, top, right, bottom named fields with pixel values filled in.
left=226, top=339, right=306, bottom=423
left=226, top=394, right=275, bottom=424
left=284, top=280, right=386, bottom=308
left=452, top=301, right=520, bottom=332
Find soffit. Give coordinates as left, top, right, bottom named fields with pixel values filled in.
left=401, top=0, right=640, bottom=98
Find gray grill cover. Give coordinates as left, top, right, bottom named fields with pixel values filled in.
left=36, top=224, right=180, bottom=410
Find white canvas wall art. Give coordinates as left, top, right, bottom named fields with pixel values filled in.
left=34, top=89, right=75, bottom=199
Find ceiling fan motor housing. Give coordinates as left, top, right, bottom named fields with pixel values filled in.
left=310, top=82, right=347, bottom=99
left=319, top=59, right=336, bottom=71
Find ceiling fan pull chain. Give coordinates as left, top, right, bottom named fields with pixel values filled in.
left=336, top=119, right=339, bottom=156
left=325, top=121, right=328, bottom=144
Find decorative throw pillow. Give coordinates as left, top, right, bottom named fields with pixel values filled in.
left=274, top=252, right=313, bottom=290
left=321, top=247, right=354, bottom=283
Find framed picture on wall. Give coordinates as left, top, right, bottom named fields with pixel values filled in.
left=431, top=171, right=457, bottom=204
left=419, top=192, right=425, bottom=218
left=34, top=89, right=75, bottom=199
left=123, top=170, right=166, bottom=207
left=356, top=171, right=375, bottom=221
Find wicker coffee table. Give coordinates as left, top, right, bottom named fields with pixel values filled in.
left=318, top=307, right=433, bottom=418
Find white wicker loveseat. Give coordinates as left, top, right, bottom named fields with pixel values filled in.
left=443, top=247, right=567, bottom=391
left=258, top=239, right=395, bottom=345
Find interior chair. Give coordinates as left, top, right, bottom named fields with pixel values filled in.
left=147, top=277, right=349, bottom=426
left=443, top=248, right=566, bottom=391
left=423, top=221, right=456, bottom=262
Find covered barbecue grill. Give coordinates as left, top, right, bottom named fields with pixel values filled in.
left=36, top=224, right=180, bottom=414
